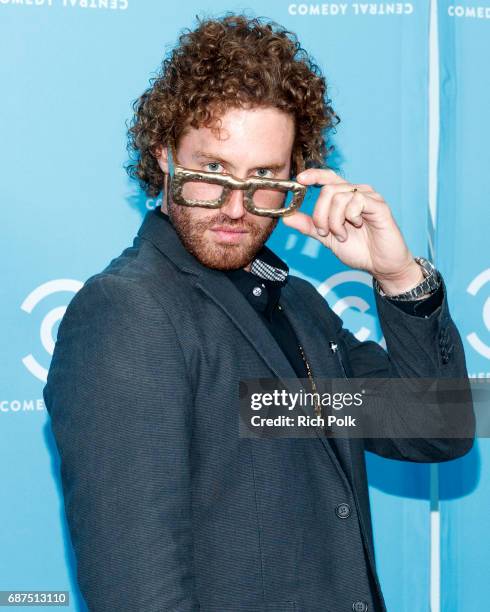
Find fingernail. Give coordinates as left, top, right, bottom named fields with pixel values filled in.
left=337, top=233, right=346, bottom=242
left=317, top=228, right=327, bottom=237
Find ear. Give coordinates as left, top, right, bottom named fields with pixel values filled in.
left=153, top=145, right=169, bottom=174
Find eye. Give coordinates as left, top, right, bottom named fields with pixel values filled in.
left=205, top=162, right=223, bottom=173
left=255, top=168, right=273, bottom=178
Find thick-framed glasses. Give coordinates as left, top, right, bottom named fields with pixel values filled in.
left=165, top=137, right=307, bottom=218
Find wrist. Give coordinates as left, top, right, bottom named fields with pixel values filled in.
left=374, top=260, right=424, bottom=296
left=373, top=257, right=441, bottom=301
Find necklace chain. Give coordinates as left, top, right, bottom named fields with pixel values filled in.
left=278, top=303, right=321, bottom=418
left=297, top=344, right=322, bottom=418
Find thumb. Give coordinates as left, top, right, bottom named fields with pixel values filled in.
left=281, top=211, right=316, bottom=237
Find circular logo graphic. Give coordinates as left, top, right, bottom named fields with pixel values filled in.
left=317, top=270, right=386, bottom=348
left=21, top=279, right=83, bottom=382
left=467, top=268, right=490, bottom=359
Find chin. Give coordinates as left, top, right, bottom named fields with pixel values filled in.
left=193, top=243, right=255, bottom=270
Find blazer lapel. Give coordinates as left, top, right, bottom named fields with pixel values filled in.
left=197, top=275, right=301, bottom=382
left=137, top=210, right=353, bottom=483
left=280, top=281, right=355, bottom=485
left=138, top=209, right=300, bottom=381
left=193, top=274, right=354, bottom=480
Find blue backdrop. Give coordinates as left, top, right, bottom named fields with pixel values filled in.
left=1, top=1, right=488, bottom=610
left=437, top=2, right=490, bottom=611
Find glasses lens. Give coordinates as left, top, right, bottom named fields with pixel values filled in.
left=182, top=180, right=224, bottom=203
left=252, top=187, right=295, bottom=212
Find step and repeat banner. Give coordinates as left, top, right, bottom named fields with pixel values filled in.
left=1, top=1, right=487, bottom=610
left=436, top=2, right=490, bottom=611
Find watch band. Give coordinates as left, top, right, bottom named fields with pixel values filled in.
left=374, top=257, right=442, bottom=301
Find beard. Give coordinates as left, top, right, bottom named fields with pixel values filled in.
left=167, top=201, right=278, bottom=271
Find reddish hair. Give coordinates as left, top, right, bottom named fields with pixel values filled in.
left=126, top=13, right=340, bottom=197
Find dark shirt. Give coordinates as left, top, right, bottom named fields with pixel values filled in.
left=154, top=206, right=443, bottom=380
left=224, top=246, right=311, bottom=379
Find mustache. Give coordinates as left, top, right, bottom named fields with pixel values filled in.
left=168, top=203, right=277, bottom=236
left=202, top=213, right=254, bottom=231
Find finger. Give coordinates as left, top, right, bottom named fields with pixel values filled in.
left=328, top=191, right=353, bottom=241
left=352, top=184, right=376, bottom=193
left=333, top=192, right=387, bottom=234
left=352, top=192, right=388, bottom=217
left=364, top=191, right=384, bottom=204
left=296, top=168, right=349, bottom=186
left=344, top=195, right=366, bottom=227
left=312, top=185, right=371, bottom=236
left=283, top=189, right=385, bottom=239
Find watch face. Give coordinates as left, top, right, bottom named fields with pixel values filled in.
left=415, top=257, right=436, bottom=277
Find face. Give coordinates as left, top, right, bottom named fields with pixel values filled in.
left=156, top=106, right=295, bottom=271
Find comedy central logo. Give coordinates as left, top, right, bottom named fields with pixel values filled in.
left=467, top=268, right=490, bottom=359
left=287, top=3, right=415, bottom=16
left=317, top=270, right=386, bottom=348
left=21, top=279, right=83, bottom=382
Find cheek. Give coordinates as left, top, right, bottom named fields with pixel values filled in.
left=188, top=208, right=211, bottom=223
left=172, top=203, right=212, bottom=224
left=256, top=216, right=278, bottom=233
left=246, top=212, right=275, bottom=228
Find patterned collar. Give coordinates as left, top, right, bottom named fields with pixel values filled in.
left=223, top=245, right=288, bottom=319
left=250, top=251, right=288, bottom=283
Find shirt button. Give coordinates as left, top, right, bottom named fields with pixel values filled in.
left=335, top=503, right=351, bottom=519
left=252, top=286, right=263, bottom=297
left=352, top=601, right=368, bottom=612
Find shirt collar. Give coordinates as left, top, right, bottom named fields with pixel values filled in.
left=250, top=248, right=289, bottom=283
left=222, top=248, right=287, bottom=320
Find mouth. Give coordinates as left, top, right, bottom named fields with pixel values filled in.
left=209, top=225, right=249, bottom=244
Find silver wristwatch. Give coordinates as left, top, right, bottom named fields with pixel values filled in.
left=373, top=257, right=441, bottom=301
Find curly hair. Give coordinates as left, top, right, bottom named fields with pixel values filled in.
left=125, top=13, right=340, bottom=198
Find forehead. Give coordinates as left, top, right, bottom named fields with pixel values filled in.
left=178, top=106, right=296, bottom=161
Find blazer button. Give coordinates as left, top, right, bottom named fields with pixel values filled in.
left=352, top=601, right=368, bottom=612
left=335, top=503, right=351, bottom=519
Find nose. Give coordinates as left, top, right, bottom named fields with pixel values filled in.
left=219, top=187, right=247, bottom=219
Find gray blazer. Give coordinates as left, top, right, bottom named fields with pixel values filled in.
left=44, top=209, right=474, bottom=612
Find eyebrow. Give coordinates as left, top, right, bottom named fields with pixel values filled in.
left=192, top=150, right=287, bottom=173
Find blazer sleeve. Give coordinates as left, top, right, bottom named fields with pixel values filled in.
left=316, top=275, right=475, bottom=462
left=43, top=274, right=199, bottom=612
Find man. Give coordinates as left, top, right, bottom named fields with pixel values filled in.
left=43, top=14, right=474, bottom=612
